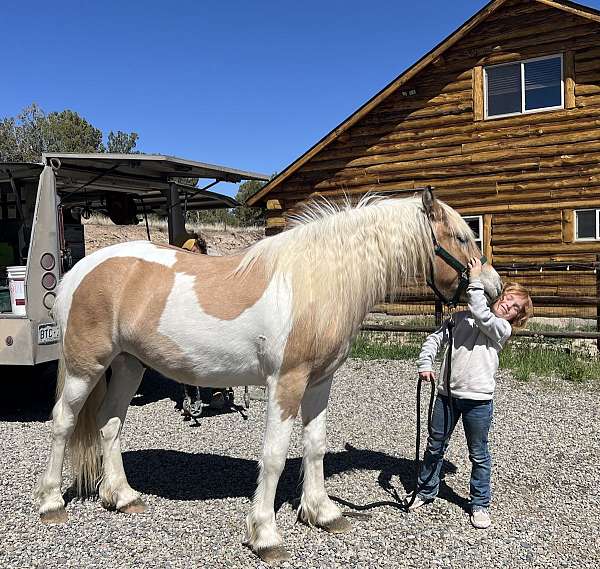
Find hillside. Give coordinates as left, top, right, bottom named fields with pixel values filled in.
left=83, top=221, right=264, bottom=256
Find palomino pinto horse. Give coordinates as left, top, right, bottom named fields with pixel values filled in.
left=35, top=189, right=502, bottom=563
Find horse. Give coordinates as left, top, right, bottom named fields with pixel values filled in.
left=35, top=188, right=502, bottom=563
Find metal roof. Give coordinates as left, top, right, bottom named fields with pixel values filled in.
left=0, top=153, right=269, bottom=212
left=42, top=153, right=268, bottom=184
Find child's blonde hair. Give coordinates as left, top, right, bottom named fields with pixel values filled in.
left=499, top=282, right=533, bottom=329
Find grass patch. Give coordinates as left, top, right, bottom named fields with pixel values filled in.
left=526, top=320, right=595, bottom=333
left=351, top=332, right=600, bottom=382
left=499, top=344, right=600, bottom=382
left=350, top=334, right=421, bottom=360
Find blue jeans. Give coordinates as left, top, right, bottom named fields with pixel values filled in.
left=417, top=395, right=493, bottom=508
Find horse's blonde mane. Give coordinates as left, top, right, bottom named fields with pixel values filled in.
left=235, top=194, right=474, bottom=356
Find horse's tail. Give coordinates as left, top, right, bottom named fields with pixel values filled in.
left=56, top=356, right=107, bottom=497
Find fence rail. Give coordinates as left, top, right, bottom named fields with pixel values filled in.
left=370, top=259, right=600, bottom=348
left=360, top=323, right=600, bottom=341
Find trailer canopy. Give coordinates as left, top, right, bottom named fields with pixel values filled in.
left=36, top=153, right=268, bottom=212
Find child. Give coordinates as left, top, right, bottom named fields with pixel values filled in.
left=405, top=258, right=533, bottom=529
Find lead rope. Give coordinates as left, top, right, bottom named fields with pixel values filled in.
left=405, top=312, right=455, bottom=510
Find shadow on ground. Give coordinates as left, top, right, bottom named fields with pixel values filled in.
left=130, top=369, right=181, bottom=407
left=0, top=366, right=182, bottom=422
left=123, top=443, right=467, bottom=513
left=0, top=363, right=57, bottom=422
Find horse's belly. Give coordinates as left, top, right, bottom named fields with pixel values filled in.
left=149, top=337, right=266, bottom=387
left=145, top=271, right=293, bottom=385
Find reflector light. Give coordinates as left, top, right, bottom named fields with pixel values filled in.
left=43, top=292, right=56, bottom=310
left=42, top=272, right=57, bottom=291
left=40, top=253, right=55, bottom=271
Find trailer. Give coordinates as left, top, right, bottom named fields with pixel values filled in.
left=0, top=153, right=267, bottom=366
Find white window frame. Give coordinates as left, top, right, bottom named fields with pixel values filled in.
left=483, top=53, right=564, bottom=120
left=574, top=209, right=600, bottom=241
left=463, top=215, right=483, bottom=249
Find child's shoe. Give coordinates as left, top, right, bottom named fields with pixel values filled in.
left=470, top=506, right=491, bottom=529
left=403, top=492, right=429, bottom=511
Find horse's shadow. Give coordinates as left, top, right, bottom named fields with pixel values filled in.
left=123, top=442, right=468, bottom=513
left=129, top=369, right=181, bottom=407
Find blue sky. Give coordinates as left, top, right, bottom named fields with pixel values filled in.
left=4, top=0, right=600, bottom=196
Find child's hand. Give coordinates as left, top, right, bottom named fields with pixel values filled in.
left=468, top=257, right=482, bottom=279
left=418, top=371, right=436, bottom=382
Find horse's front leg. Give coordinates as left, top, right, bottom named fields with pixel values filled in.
left=246, top=368, right=307, bottom=563
left=298, top=376, right=351, bottom=533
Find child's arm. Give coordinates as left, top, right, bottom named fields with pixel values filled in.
left=417, top=322, right=448, bottom=376
left=467, top=277, right=511, bottom=345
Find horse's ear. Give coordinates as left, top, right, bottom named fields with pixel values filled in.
left=422, top=187, right=440, bottom=221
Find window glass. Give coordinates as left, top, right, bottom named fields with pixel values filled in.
left=486, top=63, right=521, bottom=116
left=576, top=210, right=596, bottom=239
left=463, top=216, right=483, bottom=249
left=524, top=57, right=562, bottom=111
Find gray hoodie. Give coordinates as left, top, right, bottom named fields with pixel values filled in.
left=417, top=278, right=512, bottom=400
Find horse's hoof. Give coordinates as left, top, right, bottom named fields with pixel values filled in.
left=40, top=508, right=68, bottom=524
left=322, top=516, right=352, bottom=534
left=118, top=498, right=147, bottom=514
left=256, top=545, right=291, bottom=564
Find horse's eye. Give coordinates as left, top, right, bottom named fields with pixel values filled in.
left=457, top=235, right=467, bottom=244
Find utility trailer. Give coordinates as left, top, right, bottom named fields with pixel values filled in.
left=0, top=153, right=267, bottom=367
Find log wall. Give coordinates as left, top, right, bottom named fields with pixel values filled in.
left=265, top=0, right=600, bottom=318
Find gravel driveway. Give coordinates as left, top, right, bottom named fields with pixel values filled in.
left=1, top=360, right=599, bottom=568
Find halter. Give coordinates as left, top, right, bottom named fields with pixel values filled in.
left=426, top=217, right=487, bottom=308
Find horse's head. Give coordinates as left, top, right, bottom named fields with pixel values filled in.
left=422, top=188, right=502, bottom=305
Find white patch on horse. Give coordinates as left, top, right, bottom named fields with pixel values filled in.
left=156, top=271, right=294, bottom=387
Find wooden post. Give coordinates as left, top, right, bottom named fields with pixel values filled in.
left=562, top=209, right=574, bottom=243
left=564, top=51, right=576, bottom=109
left=435, top=299, right=443, bottom=328
left=596, top=254, right=600, bottom=352
left=472, top=66, right=484, bottom=121
left=483, top=213, right=493, bottom=264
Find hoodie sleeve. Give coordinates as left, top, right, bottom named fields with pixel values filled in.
left=467, top=278, right=512, bottom=346
left=417, top=321, right=449, bottom=372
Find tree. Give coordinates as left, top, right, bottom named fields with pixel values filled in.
left=0, top=104, right=53, bottom=162
left=44, top=109, right=103, bottom=153
left=0, top=104, right=138, bottom=162
left=234, top=180, right=267, bottom=226
left=106, top=130, right=139, bottom=153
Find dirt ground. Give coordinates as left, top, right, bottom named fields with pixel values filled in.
left=83, top=221, right=264, bottom=256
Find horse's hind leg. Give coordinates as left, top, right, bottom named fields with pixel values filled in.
left=96, top=353, right=145, bottom=513
left=299, top=375, right=350, bottom=533
left=35, top=363, right=105, bottom=523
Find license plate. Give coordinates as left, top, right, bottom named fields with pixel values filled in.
left=38, top=323, right=60, bottom=345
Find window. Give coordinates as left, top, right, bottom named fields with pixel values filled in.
left=575, top=209, right=600, bottom=241
left=463, top=215, right=483, bottom=251
left=484, top=54, right=563, bottom=119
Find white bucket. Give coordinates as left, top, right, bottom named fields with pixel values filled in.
left=7, top=265, right=27, bottom=316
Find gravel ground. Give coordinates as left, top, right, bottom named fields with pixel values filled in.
left=1, top=360, right=599, bottom=568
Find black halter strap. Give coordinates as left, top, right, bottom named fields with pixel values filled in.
left=426, top=218, right=487, bottom=308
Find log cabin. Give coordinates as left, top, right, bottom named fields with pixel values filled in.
left=248, top=0, right=600, bottom=319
